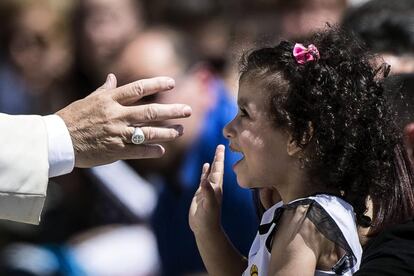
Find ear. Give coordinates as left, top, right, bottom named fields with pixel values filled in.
left=287, top=135, right=302, bottom=156
left=286, top=121, right=314, bottom=156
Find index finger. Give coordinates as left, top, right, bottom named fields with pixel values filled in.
left=111, top=77, right=175, bottom=105
left=208, top=145, right=225, bottom=191
left=124, top=103, right=192, bottom=123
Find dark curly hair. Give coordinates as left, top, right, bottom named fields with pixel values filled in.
left=241, top=27, right=414, bottom=235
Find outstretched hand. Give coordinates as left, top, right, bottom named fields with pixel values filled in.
left=57, top=74, right=192, bottom=168
left=189, top=145, right=225, bottom=235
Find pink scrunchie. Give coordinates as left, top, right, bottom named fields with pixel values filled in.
left=293, top=43, right=320, bottom=65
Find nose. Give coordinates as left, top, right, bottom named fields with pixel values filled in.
left=223, top=118, right=235, bottom=139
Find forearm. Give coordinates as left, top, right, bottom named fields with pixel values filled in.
left=194, top=226, right=248, bottom=276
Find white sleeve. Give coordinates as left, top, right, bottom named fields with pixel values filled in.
left=0, top=113, right=49, bottom=224
left=42, top=115, right=75, bottom=178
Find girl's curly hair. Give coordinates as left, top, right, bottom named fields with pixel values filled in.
left=240, top=27, right=414, bottom=235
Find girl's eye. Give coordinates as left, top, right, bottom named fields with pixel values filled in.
left=239, top=107, right=248, bottom=118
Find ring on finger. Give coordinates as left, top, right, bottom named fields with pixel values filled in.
left=131, top=127, right=145, bottom=144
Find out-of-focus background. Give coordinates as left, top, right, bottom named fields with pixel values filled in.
left=1, top=0, right=413, bottom=275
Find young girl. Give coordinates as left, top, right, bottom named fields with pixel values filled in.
left=189, top=27, right=414, bottom=275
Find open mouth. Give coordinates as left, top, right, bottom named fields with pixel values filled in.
left=233, top=154, right=245, bottom=167
left=229, top=144, right=245, bottom=168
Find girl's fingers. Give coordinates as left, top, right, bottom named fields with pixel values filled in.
left=200, top=165, right=216, bottom=200
left=208, top=145, right=225, bottom=191
left=200, top=163, right=210, bottom=188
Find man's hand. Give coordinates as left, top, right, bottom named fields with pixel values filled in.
left=57, top=74, right=192, bottom=168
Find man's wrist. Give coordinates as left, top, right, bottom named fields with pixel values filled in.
left=42, top=114, right=75, bottom=177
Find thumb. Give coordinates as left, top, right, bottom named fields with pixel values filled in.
left=97, top=73, right=118, bottom=91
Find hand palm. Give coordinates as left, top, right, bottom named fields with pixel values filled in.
left=189, top=145, right=225, bottom=234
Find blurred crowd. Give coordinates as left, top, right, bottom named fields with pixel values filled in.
left=0, top=0, right=413, bottom=275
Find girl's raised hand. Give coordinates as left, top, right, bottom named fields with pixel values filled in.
left=189, top=145, right=225, bottom=235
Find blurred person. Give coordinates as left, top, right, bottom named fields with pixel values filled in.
left=223, top=13, right=284, bottom=98
left=113, top=27, right=258, bottom=275
left=276, top=0, right=348, bottom=39
left=342, top=0, right=414, bottom=75
left=0, top=0, right=76, bottom=114
left=185, top=17, right=231, bottom=78
left=143, top=0, right=280, bottom=99
left=142, top=0, right=227, bottom=74
left=142, top=0, right=238, bottom=100
left=74, top=0, right=145, bottom=87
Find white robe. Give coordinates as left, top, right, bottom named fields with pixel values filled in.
left=0, top=113, right=49, bottom=224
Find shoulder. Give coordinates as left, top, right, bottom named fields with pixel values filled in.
left=267, top=196, right=360, bottom=275
left=266, top=201, right=324, bottom=275
left=276, top=200, right=328, bottom=255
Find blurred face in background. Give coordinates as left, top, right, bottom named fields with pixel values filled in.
left=79, top=0, right=144, bottom=80
left=279, top=0, right=348, bottom=38
left=8, top=4, right=72, bottom=94
left=114, top=31, right=214, bottom=161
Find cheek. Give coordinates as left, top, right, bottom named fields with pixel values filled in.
left=239, top=129, right=266, bottom=150
left=239, top=132, right=268, bottom=171
left=244, top=134, right=290, bottom=181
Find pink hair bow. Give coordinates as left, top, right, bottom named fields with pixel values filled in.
left=293, top=43, right=320, bottom=65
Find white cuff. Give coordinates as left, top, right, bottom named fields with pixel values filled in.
left=43, top=115, right=75, bottom=177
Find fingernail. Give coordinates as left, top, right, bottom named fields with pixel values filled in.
left=107, top=74, right=114, bottom=87
left=183, top=106, right=192, bottom=116
left=176, top=125, right=184, bottom=136
left=167, top=79, right=175, bottom=89
left=103, top=74, right=111, bottom=88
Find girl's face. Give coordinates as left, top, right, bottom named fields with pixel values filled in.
left=223, top=79, right=293, bottom=189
